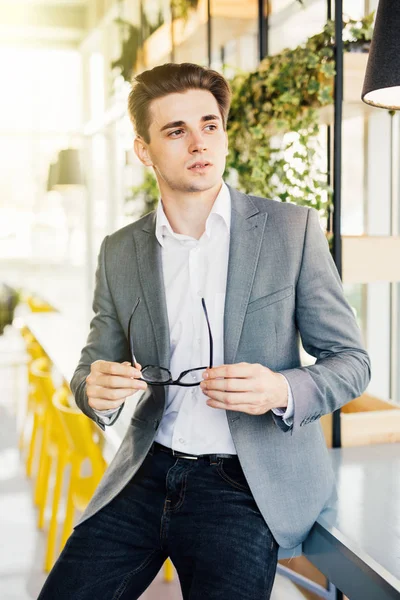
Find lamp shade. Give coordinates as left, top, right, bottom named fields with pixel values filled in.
left=54, top=149, right=84, bottom=187
left=46, top=161, right=59, bottom=191
left=361, top=0, right=400, bottom=110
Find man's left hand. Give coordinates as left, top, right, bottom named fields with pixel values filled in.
left=200, top=362, right=288, bottom=415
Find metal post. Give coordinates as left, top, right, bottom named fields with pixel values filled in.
left=326, top=0, right=332, bottom=235
left=207, top=0, right=212, bottom=67
left=258, top=0, right=269, bottom=61
left=332, top=0, right=343, bottom=455
left=170, top=1, right=175, bottom=62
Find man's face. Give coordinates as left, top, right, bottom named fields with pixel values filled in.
left=134, top=89, right=229, bottom=194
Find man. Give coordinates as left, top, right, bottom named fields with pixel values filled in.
left=38, top=62, right=371, bottom=599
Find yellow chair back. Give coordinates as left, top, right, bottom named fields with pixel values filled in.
left=26, top=295, right=55, bottom=313
left=52, top=391, right=106, bottom=482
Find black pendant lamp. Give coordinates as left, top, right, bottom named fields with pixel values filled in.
left=362, top=0, right=400, bottom=110
left=54, top=149, right=84, bottom=187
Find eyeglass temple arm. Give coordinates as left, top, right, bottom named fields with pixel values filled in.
left=201, top=298, right=213, bottom=368
left=128, top=297, right=141, bottom=366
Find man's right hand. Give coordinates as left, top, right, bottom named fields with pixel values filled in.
left=86, top=360, right=148, bottom=412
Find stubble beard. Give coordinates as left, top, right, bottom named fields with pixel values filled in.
left=156, top=168, right=219, bottom=195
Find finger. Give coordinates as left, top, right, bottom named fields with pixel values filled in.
left=88, top=385, right=144, bottom=402
left=134, top=361, right=142, bottom=370
left=93, top=360, right=137, bottom=378
left=204, top=363, right=254, bottom=380
left=92, top=374, right=147, bottom=389
left=201, top=377, right=251, bottom=393
left=202, top=389, right=253, bottom=405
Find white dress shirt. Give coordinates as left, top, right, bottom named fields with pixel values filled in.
left=94, top=182, right=294, bottom=453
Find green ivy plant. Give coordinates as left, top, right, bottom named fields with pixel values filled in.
left=128, top=170, right=160, bottom=216
left=126, top=13, right=374, bottom=219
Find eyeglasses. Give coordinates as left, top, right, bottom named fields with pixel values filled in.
left=128, top=297, right=213, bottom=386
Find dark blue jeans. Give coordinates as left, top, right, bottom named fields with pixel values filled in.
left=37, top=443, right=278, bottom=599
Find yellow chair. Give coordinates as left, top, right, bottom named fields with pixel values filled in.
left=29, top=361, right=62, bottom=535
left=18, top=336, right=44, bottom=452
left=50, top=392, right=175, bottom=581
left=26, top=294, right=55, bottom=313
left=51, top=390, right=107, bottom=561
left=24, top=356, right=52, bottom=479
left=42, top=386, right=73, bottom=572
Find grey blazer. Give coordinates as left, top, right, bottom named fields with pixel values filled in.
left=70, top=185, right=371, bottom=549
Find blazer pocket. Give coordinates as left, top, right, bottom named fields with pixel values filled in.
left=246, top=285, right=294, bottom=314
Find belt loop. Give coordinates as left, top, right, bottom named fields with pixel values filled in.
left=209, top=454, right=220, bottom=466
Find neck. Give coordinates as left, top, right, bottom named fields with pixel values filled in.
left=159, top=180, right=223, bottom=240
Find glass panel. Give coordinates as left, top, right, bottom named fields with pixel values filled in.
left=0, top=47, right=82, bottom=262
left=366, top=111, right=391, bottom=236
left=343, top=0, right=366, bottom=19
left=89, top=52, right=105, bottom=122
left=211, top=0, right=258, bottom=73
left=268, top=0, right=326, bottom=56
left=172, top=0, right=208, bottom=65
left=142, top=0, right=172, bottom=67
left=343, top=283, right=366, bottom=336
left=342, top=116, right=365, bottom=235
left=365, top=282, right=391, bottom=401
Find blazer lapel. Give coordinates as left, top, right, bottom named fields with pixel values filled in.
left=132, top=212, right=171, bottom=371
left=224, top=185, right=268, bottom=365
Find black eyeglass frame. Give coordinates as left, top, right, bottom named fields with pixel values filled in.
left=128, top=297, right=213, bottom=387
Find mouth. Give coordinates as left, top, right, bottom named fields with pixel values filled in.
left=188, top=161, right=212, bottom=172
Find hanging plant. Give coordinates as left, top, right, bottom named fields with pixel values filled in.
left=111, top=18, right=141, bottom=83
left=112, top=1, right=200, bottom=84
left=225, top=13, right=374, bottom=220
left=171, top=0, right=199, bottom=21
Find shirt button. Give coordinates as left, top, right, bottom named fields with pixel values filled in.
left=179, top=438, right=185, bottom=444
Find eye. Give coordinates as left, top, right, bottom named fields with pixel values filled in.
left=169, top=129, right=184, bottom=137
left=205, top=124, right=217, bottom=131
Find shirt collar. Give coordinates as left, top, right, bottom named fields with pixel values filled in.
left=155, top=181, right=231, bottom=247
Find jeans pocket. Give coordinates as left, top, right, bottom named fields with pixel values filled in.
left=216, top=459, right=250, bottom=492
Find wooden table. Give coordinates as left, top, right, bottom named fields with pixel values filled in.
left=23, top=312, right=400, bottom=598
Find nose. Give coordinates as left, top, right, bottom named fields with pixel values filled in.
left=188, top=131, right=207, bottom=154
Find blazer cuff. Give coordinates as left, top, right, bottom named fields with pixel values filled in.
left=93, top=407, right=120, bottom=425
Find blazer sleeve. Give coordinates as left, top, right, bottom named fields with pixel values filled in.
left=274, top=207, right=371, bottom=435
left=69, top=235, right=130, bottom=431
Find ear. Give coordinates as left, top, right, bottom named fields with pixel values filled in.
left=224, top=130, right=229, bottom=156
left=134, top=137, right=153, bottom=167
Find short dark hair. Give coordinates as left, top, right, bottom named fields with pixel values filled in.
left=128, top=63, right=232, bottom=143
